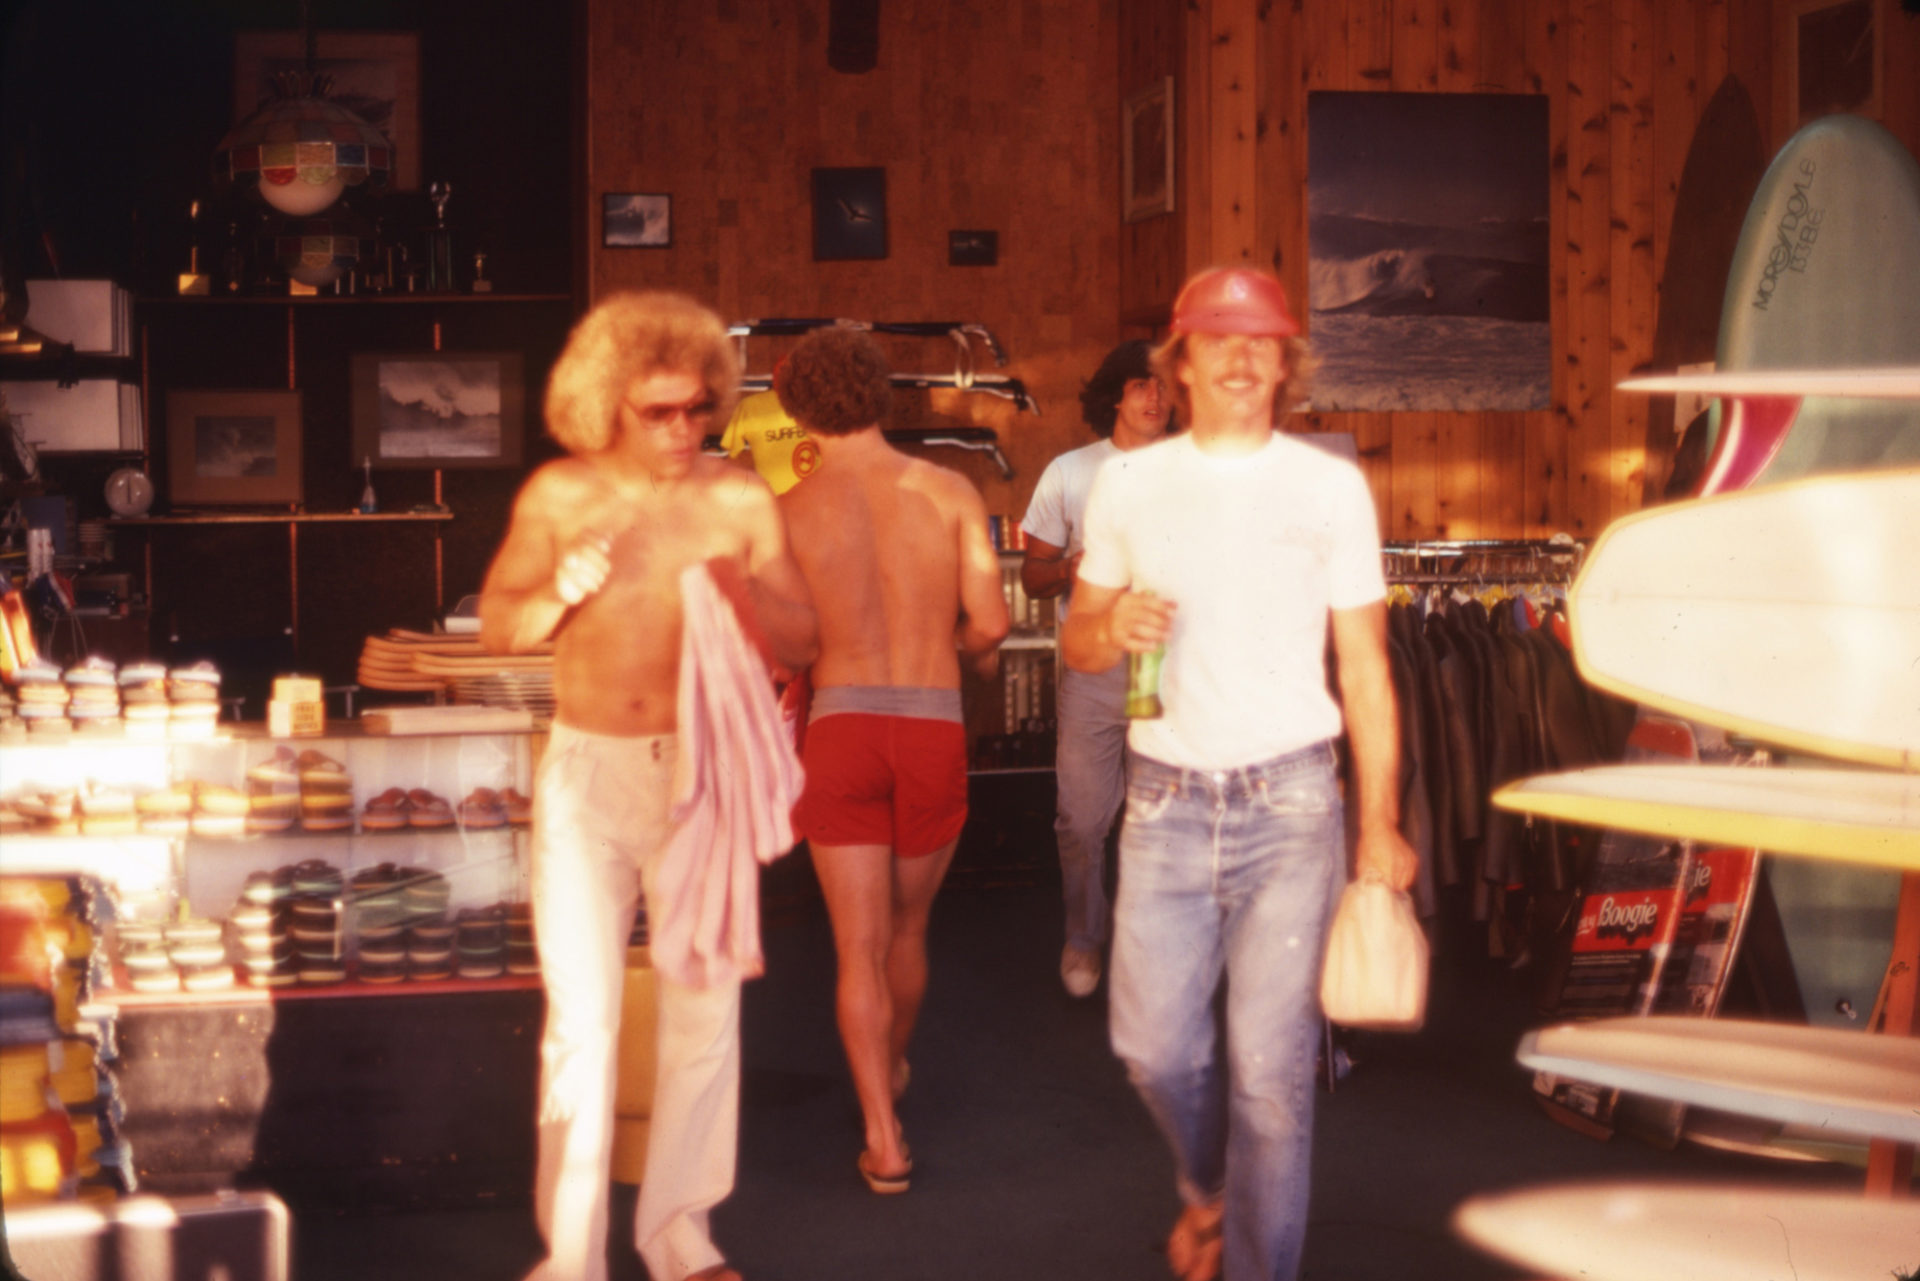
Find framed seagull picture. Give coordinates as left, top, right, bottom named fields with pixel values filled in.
left=811, top=167, right=888, bottom=261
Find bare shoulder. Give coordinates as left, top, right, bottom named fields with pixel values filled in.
left=692, top=456, right=779, bottom=523
left=902, top=457, right=987, bottom=518
left=513, top=455, right=602, bottom=514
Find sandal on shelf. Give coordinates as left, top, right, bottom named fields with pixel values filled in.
left=856, top=1149, right=912, bottom=1196
left=458, top=788, right=507, bottom=828
left=407, top=789, right=454, bottom=828
left=362, top=787, right=411, bottom=831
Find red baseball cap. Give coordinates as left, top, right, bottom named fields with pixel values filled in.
left=1169, top=267, right=1301, bottom=338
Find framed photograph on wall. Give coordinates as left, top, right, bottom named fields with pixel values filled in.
left=166, top=390, right=304, bottom=506
left=1306, top=91, right=1551, bottom=412
left=351, top=351, right=525, bottom=469
left=1123, top=76, right=1175, bottom=222
left=234, top=30, right=422, bottom=192
left=603, top=193, right=672, bottom=247
left=948, top=229, right=998, bottom=267
left=1790, top=0, right=1879, bottom=125
left=811, top=167, right=888, bottom=261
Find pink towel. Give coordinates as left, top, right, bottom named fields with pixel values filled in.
left=650, top=564, right=805, bottom=988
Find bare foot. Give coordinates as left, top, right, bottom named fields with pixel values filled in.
left=1166, top=1201, right=1224, bottom=1281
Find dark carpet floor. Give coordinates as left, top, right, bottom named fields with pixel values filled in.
left=287, top=843, right=1868, bottom=1281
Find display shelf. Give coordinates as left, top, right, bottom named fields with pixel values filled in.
left=107, top=510, right=453, bottom=526
left=142, top=293, right=571, bottom=306
left=0, top=351, right=139, bottom=383
left=90, top=970, right=541, bottom=1010
left=0, top=722, right=536, bottom=927
left=1517, top=1015, right=1920, bottom=1145
left=1001, top=631, right=1056, bottom=652
left=0, top=822, right=529, bottom=846
left=0, top=833, right=175, bottom=896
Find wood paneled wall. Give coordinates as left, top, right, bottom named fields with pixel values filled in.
left=1121, top=0, right=1849, bottom=541
left=581, top=0, right=1121, bottom=519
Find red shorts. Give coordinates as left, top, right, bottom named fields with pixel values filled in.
left=795, top=712, right=969, bottom=858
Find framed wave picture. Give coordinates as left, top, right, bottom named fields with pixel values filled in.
left=166, top=389, right=303, bottom=505
left=350, top=351, right=525, bottom=469
left=1306, top=91, right=1550, bottom=412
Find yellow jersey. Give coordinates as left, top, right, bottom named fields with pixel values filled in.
left=719, top=390, right=818, bottom=494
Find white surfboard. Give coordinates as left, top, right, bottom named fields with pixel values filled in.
left=1620, top=366, right=1920, bottom=399
left=1453, top=1181, right=1920, bottom=1281
left=1492, top=764, right=1920, bottom=871
left=1568, top=468, right=1920, bottom=770
left=1517, top=1015, right=1920, bottom=1143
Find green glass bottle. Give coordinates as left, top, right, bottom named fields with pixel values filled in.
left=1125, top=591, right=1166, bottom=721
left=1125, top=643, right=1165, bottom=719
left=1124, top=590, right=1165, bottom=719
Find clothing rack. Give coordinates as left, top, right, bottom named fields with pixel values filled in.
left=1383, top=537, right=1584, bottom=585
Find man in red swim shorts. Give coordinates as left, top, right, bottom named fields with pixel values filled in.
left=796, top=695, right=971, bottom=857
left=775, top=326, right=1008, bottom=1195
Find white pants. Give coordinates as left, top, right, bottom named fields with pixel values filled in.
left=527, top=724, right=742, bottom=1281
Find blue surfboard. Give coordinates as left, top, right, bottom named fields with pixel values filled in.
left=1706, top=114, right=1920, bottom=487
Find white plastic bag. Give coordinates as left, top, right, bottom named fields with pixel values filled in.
left=1319, top=879, right=1429, bottom=1031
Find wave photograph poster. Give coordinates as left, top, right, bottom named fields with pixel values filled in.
left=1307, top=91, right=1550, bottom=413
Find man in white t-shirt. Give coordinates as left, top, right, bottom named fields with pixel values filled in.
left=1020, top=339, right=1170, bottom=998
left=1061, top=267, right=1418, bottom=1281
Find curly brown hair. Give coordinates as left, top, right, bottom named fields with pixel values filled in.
left=773, top=326, right=892, bottom=436
left=544, top=291, right=740, bottom=454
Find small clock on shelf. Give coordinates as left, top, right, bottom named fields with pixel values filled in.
left=105, top=467, right=154, bottom=517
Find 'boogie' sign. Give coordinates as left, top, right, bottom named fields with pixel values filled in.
left=1575, top=891, right=1665, bottom=949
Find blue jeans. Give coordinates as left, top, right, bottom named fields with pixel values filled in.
left=1054, top=663, right=1130, bottom=952
left=1109, top=742, right=1342, bottom=1281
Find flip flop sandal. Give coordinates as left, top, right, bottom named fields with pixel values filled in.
left=1168, top=1202, right=1225, bottom=1281
left=856, top=1150, right=912, bottom=1195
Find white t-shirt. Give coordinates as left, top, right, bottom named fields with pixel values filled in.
left=1077, top=432, right=1386, bottom=770
left=1019, top=438, right=1119, bottom=625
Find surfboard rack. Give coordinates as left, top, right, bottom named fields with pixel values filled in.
left=1458, top=115, right=1920, bottom=1281
left=728, top=317, right=1020, bottom=401
left=1532, top=402, right=1920, bottom=1200
left=699, top=425, right=1015, bottom=480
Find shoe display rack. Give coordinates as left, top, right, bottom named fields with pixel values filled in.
left=0, top=722, right=545, bottom=1206
left=973, top=549, right=1057, bottom=773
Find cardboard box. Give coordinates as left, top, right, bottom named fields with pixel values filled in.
left=8, top=379, right=144, bottom=453
left=271, top=676, right=324, bottom=703
left=24, top=278, right=131, bottom=355
left=269, top=697, right=326, bottom=737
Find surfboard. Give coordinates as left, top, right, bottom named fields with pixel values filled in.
left=1516, top=1015, right=1920, bottom=1143
left=1567, top=468, right=1920, bottom=771
left=1453, top=1181, right=1920, bottom=1281
left=1492, top=764, right=1920, bottom=871
left=1639, top=75, right=1769, bottom=504
left=1704, top=113, right=1920, bottom=491
left=1621, top=367, right=1920, bottom=493
left=1621, top=366, right=1920, bottom=399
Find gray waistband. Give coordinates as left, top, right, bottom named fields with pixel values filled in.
left=809, top=685, right=963, bottom=724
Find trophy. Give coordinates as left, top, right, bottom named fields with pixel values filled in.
left=426, top=181, right=455, bottom=292
left=471, top=250, right=492, bottom=294
left=178, top=201, right=211, bottom=295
